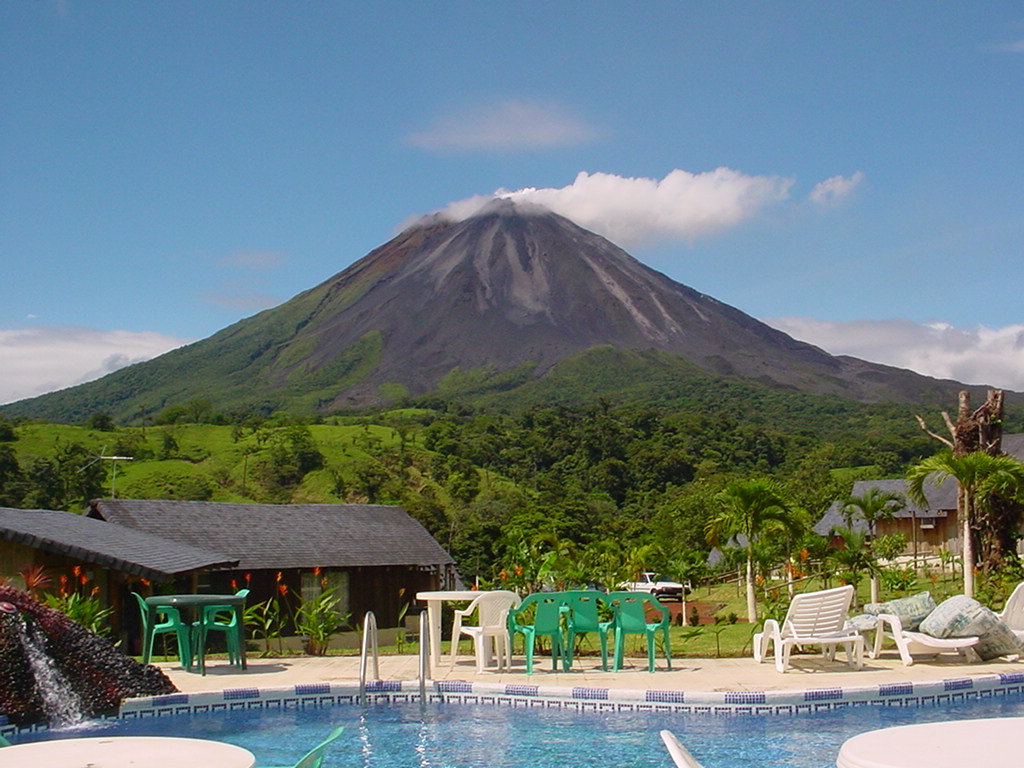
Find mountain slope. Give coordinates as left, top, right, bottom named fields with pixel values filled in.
left=5, top=201, right=1012, bottom=422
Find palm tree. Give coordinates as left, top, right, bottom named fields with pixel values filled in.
left=827, top=527, right=878, bottom=606
left=842, top=487, right=904, bottom=537
left=842, top=487, right=904, bottom=602
left=705, top=477, right=803, bottom=622
left=906, top=451, right=1024, bottom=598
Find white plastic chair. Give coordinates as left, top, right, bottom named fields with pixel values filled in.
left=660, top=730, right=705, bottom=768
left=753, top=585, right=864, bottom=672
left=998, top=582, right=1024, bottom=640
left=449, top=590, right=521, bottom=672
left=868, top=612, right=980, bottom=666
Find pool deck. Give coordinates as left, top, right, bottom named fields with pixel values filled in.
left=156, top=651, right=1024, bottom=696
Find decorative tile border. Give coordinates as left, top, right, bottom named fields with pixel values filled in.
left=3, top=672, right=1023, bottom=740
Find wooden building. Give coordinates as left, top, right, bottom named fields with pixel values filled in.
left=0, top=506, right=237, bottom=649
left=88, top=499, right=459, bottom=631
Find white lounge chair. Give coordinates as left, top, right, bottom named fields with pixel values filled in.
left=753, top=585, right=864, bottom=672
left=660, top=730, right=705, bottom=768
left=449, top=590, right=521, bottom=672
left=868, top=613, right=979, bottom=666
left=998, top=582, right=1024, bottom=640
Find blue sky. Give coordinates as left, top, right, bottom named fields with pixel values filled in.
left=2, top=3, right=1023, bottom=405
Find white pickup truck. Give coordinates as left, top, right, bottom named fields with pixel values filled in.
left=617, top=572, right=686, bottom=601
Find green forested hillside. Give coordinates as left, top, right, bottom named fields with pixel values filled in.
left=1, top=392, right=997, bottom=585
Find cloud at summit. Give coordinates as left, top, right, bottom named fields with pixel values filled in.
left=430, top=168, right=863, bottom=248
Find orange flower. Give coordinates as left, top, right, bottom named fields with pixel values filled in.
left=72, top=565, right=82, bottom=577
left=278, top=584, right=289, bottom=596
left=230, top=579, right=238, bottom=591
left=514, top=566, right=523, bottom=576
left=91, top=585, right=100, bottom=596
left=275, top=571, right=283, bottom=582
left=499, top=570, right=508, bottom=581
left=313, top=566, right=322, bottom=576
left=244, top=573, right=252, bottom=584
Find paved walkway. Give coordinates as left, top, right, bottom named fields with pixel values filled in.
left=157, top=651, right=1024, bottom=695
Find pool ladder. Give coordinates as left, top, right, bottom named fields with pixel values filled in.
left=359, top=611, right=380, bottom=705
left=359, top=610, right=430, bottom=705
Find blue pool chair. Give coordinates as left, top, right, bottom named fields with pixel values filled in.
left=133, top=592, right=192, bottom=670
left=606, top=591, right=671, bottom=672
left=260, top=725, right=345, bottom=768
left=194, top=588, right=250, bottom=669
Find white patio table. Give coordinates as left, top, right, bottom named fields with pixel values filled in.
left=0, top=735, right=256, bottom=767
left=416, top=589, right=491, bottom=673
left=836, top=716, right=1020, bottom=768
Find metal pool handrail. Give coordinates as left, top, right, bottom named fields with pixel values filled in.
left=359, top=611, right=380, bottom=704
left=418, top=609, right=429, bottom=701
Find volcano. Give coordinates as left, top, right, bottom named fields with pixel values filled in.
left=4, top=200, right=997, bottom=421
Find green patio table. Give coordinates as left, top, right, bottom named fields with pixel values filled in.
left=143, top=593, right=248, bottom=674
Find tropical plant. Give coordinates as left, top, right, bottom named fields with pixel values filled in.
left=43, top=592, right=114, bottom=637
left=294, top=589, right=350, bottom=655
left=705, top=477, right=804, bottom=622
left=244, top=598, right=285, bottom=656
left=907, top=450, right=1024, bottom=598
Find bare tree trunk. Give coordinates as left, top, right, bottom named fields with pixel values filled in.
left=919, top=390, right=1013, bottom=588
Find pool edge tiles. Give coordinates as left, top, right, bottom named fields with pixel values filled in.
left=105, top=670, right=1024, bottom=728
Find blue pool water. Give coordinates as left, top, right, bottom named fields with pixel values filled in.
left=14, top=693, right=1024, bottom=768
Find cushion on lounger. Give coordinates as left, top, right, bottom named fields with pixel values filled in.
left=919, top=595, right=991, bottom=638
left=973, top=620, right=1024, bottom=661
left=864, top=591, right=936, bottom=631
left=918, top=594, right=1024, bottom=660
left=846, top=613, right=878, bottom=632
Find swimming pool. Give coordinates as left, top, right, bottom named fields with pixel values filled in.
left=11, top=689, right=1024, bottom=768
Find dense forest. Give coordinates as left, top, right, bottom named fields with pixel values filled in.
left=5, top=389, right=1005, bottom=589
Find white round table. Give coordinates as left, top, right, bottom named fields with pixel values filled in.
left=837, top=717, right=1021, bottom=768
left=416, top=589, right=490, bottom=671
left=0, top=735, right=256, bottom=767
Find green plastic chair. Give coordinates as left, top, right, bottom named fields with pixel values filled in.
left=195, top=589, right=249, bottom=669
left=606, top=591, right=671, bottom=672
left=507, top=593, right=566, bottom=674
left=561, top=590, right=613, bottom=671
left=133, top=591, right=192, bottom=670
left=261, top=724, right=344, bottom=768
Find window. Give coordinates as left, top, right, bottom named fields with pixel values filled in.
left=300, top=570, right=349, bottom=617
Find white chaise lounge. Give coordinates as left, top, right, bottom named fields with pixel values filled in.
left=868, top=612, right=980, bottom=666
left=753, top=585, right=864, bottom=673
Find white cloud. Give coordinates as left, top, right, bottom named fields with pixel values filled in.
left=427, top=168, right=795, bottom=248
left=809, top=171, right=865, bottom=208
left=994, top=39, right=1024, bottom=53
left=220, top=250, right=291, bottom=271
left=407, top=99, right=598, bottom=152
left=766, top=316, right=1024, bottom=391
left=0, top=326, right=189, bottom=406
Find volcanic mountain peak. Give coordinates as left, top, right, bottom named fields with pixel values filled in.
left=5, top=201, right=1004, bottom=421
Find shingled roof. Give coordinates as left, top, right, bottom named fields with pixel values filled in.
left=0, top=507, right=238, bottom=582
left=88, top=499, right=455, bottom=571
left=815, top=433, right=1024, bottom=536
left=814, top=477, right=959, bottom=536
